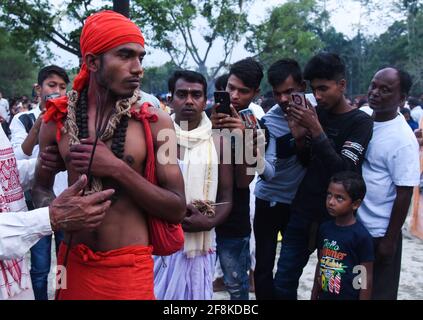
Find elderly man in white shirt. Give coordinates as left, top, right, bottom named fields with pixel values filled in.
left=0, top=126, right=114, bottom=300
left=9, top=65, right=71, bottom=300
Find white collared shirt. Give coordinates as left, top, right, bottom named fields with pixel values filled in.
left=10, top=105, right=42, bottom=160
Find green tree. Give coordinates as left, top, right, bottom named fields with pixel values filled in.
left=360, top=21, right=409, bottom=93
left=131, top=0, right=252, bottom=81
left=0, top=0, right=112, bottom=61
left=142, top=62, right=179, bottom=94
left=246, top=0, right=325, bottom=69
left=245, top=0, right=326, bottom=94
left=349, top=0, right=423, bottom=94
left=0, top=30, right=38, bottom=97
left=399, top=0, right=423, bottom=94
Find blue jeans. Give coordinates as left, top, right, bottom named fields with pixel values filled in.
left=274, top=213, right=316, bottom=300
left=216, top=235, right=251, bottom=300
left=30, top=232, right=63, bottom=300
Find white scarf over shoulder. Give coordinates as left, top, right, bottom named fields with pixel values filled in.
left=172, top=112, right=219, bottom=258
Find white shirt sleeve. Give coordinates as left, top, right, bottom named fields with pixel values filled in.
left=389, top=142, right=420, bottom=187
left=16, top=158, right=37, bottom=192
left=0, top=207, right=52, bottom=260
left=10, top=114, right=31, bottom=160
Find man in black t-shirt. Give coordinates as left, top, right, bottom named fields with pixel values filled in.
left=273, top=53, right=373, bottom=300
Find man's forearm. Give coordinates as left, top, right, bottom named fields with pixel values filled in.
left=21, top=126, right=39, bottom=156
left=235, top=163, right=255, bottom=188
left=385, top=187, right=413, bottom=241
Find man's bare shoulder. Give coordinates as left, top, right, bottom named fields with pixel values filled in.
left=149, top=106, right=174, bottom=130
left=132, top=101, right=171, bottom=122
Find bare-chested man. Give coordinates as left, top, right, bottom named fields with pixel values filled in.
left=32, top=10, right=185, bottom=300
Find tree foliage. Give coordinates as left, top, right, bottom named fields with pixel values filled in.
left=246, top=0, right=325, bottom=69
left=0, top=0, right=112, bottom=60
left=1, top=0, right=423, bottom=96
left=131, top=0, right=252, bottom=81
left=0, top=28, right=38, bottom=97
left=142, top=61, right=179, bottom=94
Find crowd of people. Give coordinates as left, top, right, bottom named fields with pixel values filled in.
left=0, top=10, right=422, bottom=301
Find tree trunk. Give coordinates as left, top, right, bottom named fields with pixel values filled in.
left=113, top=0, right=130, bottom=18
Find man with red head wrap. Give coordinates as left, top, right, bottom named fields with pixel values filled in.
left=32, top=10, right=186, bottom=300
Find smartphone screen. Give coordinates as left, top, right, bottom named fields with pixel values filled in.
left=239, top=109, right=260, bottom=129
left=290, top=92, right=308, bottom=109
left=214, top=91, right=232, bottom=115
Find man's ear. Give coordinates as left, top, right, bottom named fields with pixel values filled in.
left=35, top=84, right=41, bottom=97
left=338, top=79, right=347, bottom=92
left=352, top=199, right=362, bottom=211
left=85, top=53, right=101, bottom=72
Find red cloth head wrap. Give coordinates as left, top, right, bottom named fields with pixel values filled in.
left=73, top=10, right=145, bottom=92
left=45, top=10, right=145, bottom=141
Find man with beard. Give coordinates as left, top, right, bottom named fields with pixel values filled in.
left=33, top=10, right=185, bottom=300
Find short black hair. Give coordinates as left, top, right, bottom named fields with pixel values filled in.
left=397, top=69, right=413, bottom=95
left=37, top=65, right=70, bottom=86
left=229, top=57, right=263, bottom=90
left=330, top=171, right=366, bottom=202
left=304, top=52, right=346, bottom=82
left=215, top=74, right=229, bottom=91
left=379, top=66, right=413, bottom=96
left=168, top=70, right=207, bottom=96
left=267, top=59, right=303, bottom=88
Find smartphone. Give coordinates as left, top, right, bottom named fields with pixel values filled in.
left=214, top=91, right=232, bottom=115
left=239, top=109, right=261, bottom=129
left=290, top=92, right=308, bottom=109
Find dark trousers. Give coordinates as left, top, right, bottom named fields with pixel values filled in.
left=253, top=198, right=291, bottom=300
left=372, top=233, right=403, bottom=300
left=273, top=213, right=317, bottom=300
left=30, top=232, right=63, bottom=300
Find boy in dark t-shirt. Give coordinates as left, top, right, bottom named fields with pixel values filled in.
left=312, top=171, right=374, bottom=300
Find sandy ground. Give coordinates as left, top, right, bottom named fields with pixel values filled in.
left=45, top=217, right=423, bottom=300
left=212, top=224, right=423, bottom=300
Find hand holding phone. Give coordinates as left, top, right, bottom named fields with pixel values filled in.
left=214, top=91, right=232, bottom=116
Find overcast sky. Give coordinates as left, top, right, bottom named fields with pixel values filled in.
left=49, top=0, right=399, bottom=69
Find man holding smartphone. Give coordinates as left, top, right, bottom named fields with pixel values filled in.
left=253, top=59, right=308, bottom=300
left=274, top=53, right=373, bottom=299
left=211, top=57, right=264, bottom=300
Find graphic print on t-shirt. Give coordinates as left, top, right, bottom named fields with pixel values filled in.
left=320, top=239, right=348, bottom=295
